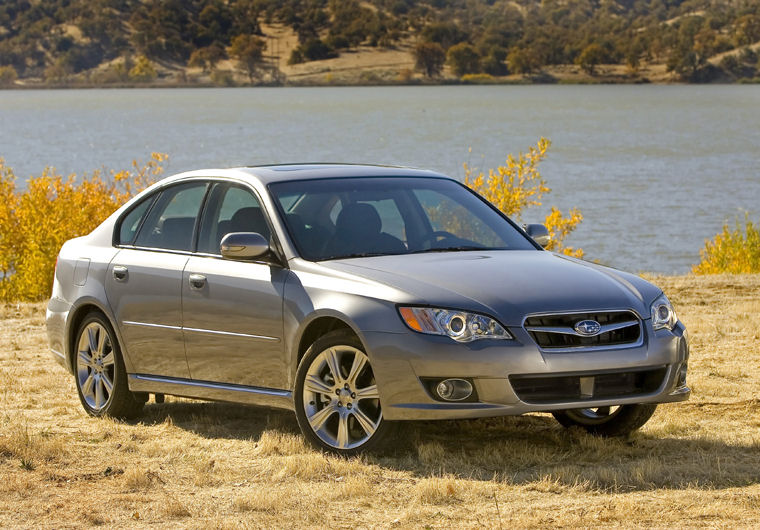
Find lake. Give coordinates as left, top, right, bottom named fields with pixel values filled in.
left=1, top=85, right=758, bottom=274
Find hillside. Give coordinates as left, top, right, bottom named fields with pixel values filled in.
left=0, top=0, right=759, bottom=86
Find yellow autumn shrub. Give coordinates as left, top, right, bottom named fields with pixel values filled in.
left=693, top=215, right=760, bottom=274
left=0, top=154, right=166, bottom=301
left=463, top=138, right=584, bottom=257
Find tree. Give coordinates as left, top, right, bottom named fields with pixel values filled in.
left=667, top=17, right=709, bottom=80
left=576, top=43, right=606, bottom=75
left=625, top=49, right=640, bottom=74
left=188, top=44, right=226, bottom=73
left=735, top=14, right=760, bottom=47
left=0, top=65, right=17, bottom=86
left=44, top=59, right=72, bottom=84
left=128, top=55, right=157, bottom=82
left=414, top=41, right=445, bottom=78
left=421, top=22, right=468, bottom=50
left=481, top=47, right=508, bottom=76
left=446, top=42, right=481, bottom=77
left=507, top=47, right=539, bottom=74
left=228, top=34, right=266, bottom=83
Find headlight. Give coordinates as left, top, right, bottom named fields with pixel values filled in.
left=651, top=294, right=677, bottom=331
left=398, top=306, right=512, bottom=342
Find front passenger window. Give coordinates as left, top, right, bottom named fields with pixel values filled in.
left=134, top=182, right=207, bottom=251
left=197, top=184, right=271, bottom=255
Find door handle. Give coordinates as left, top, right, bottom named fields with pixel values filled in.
left=188, top=273, right=207, bottom=290
left=113, top=265, right=128, bottom=281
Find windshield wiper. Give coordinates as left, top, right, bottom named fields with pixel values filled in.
left=322, top=251, right=398, bottom=260
left=409, top=245, right=489, bottom=254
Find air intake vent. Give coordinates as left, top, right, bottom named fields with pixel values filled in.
left=509, top=367, right=667, bottom=404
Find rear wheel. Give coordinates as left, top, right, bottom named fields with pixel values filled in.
left=294, top=330, right=396, bottom=455
left=552, top=404, right=657, bottom=436
left=74, top=312, right=144, bottom=419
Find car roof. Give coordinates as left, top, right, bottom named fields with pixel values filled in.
left=164, top=163, right=451, bottom=186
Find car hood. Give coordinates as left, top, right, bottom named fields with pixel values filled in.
left=317, top=250, right=661, bottom=326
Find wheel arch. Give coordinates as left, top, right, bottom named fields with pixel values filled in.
left=290, top=312, right=363, bottom=388
left=296, top=315, right=357, bottom=364
left=65, top=298, right=125, bottom=374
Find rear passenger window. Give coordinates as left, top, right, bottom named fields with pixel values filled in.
left=117, top=195, right=154, bottom=245
left=134, top=182, right=207, bottom=251
left=197, top=184, right=270, bottom=255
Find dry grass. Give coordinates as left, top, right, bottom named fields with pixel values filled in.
left=1, top=274, right=759, bottom=528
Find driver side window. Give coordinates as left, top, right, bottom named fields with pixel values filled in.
left=414, top=189, right=503, bottom=248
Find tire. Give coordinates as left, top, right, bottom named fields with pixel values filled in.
left=294, top=330, right=397, bottom=455
left=552, top=404, right=657, bottom=436
left=74, top=312, right=144, bottom=419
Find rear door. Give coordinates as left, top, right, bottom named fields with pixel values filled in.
left=106, top=181, right=208, bottom=378
left=181, top=182, right=289, bottom=389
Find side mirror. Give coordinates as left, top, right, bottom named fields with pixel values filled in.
left=220, top=232, right=270, bottom=260
left=525, top=224, right=550, bottom=248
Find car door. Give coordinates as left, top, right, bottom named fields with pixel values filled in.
left=106, top=181, right=209, bottom=378
left=181, top=181, right=289, bottom=389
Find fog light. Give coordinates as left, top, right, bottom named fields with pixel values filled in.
left=435, top=379, right=473, bottom=401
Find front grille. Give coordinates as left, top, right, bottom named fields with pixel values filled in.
left=509, top=367, right=667, bottom=404
left=524, top=311, right=641, bottom=350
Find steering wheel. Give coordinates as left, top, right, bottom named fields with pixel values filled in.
left=419, top=230, right=458, bottom=249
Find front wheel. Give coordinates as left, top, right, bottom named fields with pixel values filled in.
left=294, top=330, right=396, bottom=455
left=74, top=312, right=144, bottom=419
left=552, top=404, right=657, bottom=436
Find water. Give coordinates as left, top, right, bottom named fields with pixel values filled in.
left=1, top=86, right=759, bottom=274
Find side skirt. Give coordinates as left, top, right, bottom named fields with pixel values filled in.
left=128, top=374, right=294, bottom=411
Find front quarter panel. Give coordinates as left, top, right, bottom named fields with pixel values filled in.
left=283, top=260, right=415, bottom=390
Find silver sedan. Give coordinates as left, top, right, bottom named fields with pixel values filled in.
left=47, top=164, right=690, bottom=455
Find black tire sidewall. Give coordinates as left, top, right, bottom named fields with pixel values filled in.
left=552, top=403, right=658, bottom=436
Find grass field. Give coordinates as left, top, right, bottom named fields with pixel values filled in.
left=1, top=274, right=759, bottom=528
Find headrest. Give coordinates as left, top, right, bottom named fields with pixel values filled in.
left=335, top=203, right=381, bottom=238
left=230, top=207, right=267, bottom=235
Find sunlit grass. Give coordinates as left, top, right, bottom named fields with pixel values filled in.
left=1, top=274, right=759, bottom=527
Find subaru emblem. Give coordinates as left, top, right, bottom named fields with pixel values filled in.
left=575, top=320, right=602, bottom=336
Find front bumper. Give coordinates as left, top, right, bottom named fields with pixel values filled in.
left=364, top=321, right=690, bottom=421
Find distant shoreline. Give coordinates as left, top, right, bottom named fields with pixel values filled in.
left=3, top=76, right=757, bottom=90
left=4, top=68, right=757, bottom=89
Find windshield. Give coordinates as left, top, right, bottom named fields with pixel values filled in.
left=269, top=177, right=537, bottom=261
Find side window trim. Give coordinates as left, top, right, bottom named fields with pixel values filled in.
left=192, top=183, right=214, bottom=253
left=196, top=182, right=226, bottom=255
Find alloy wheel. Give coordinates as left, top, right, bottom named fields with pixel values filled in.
left=302, top=345, right=382, bottom=450
left=76, top=322, right=116, bottom=411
